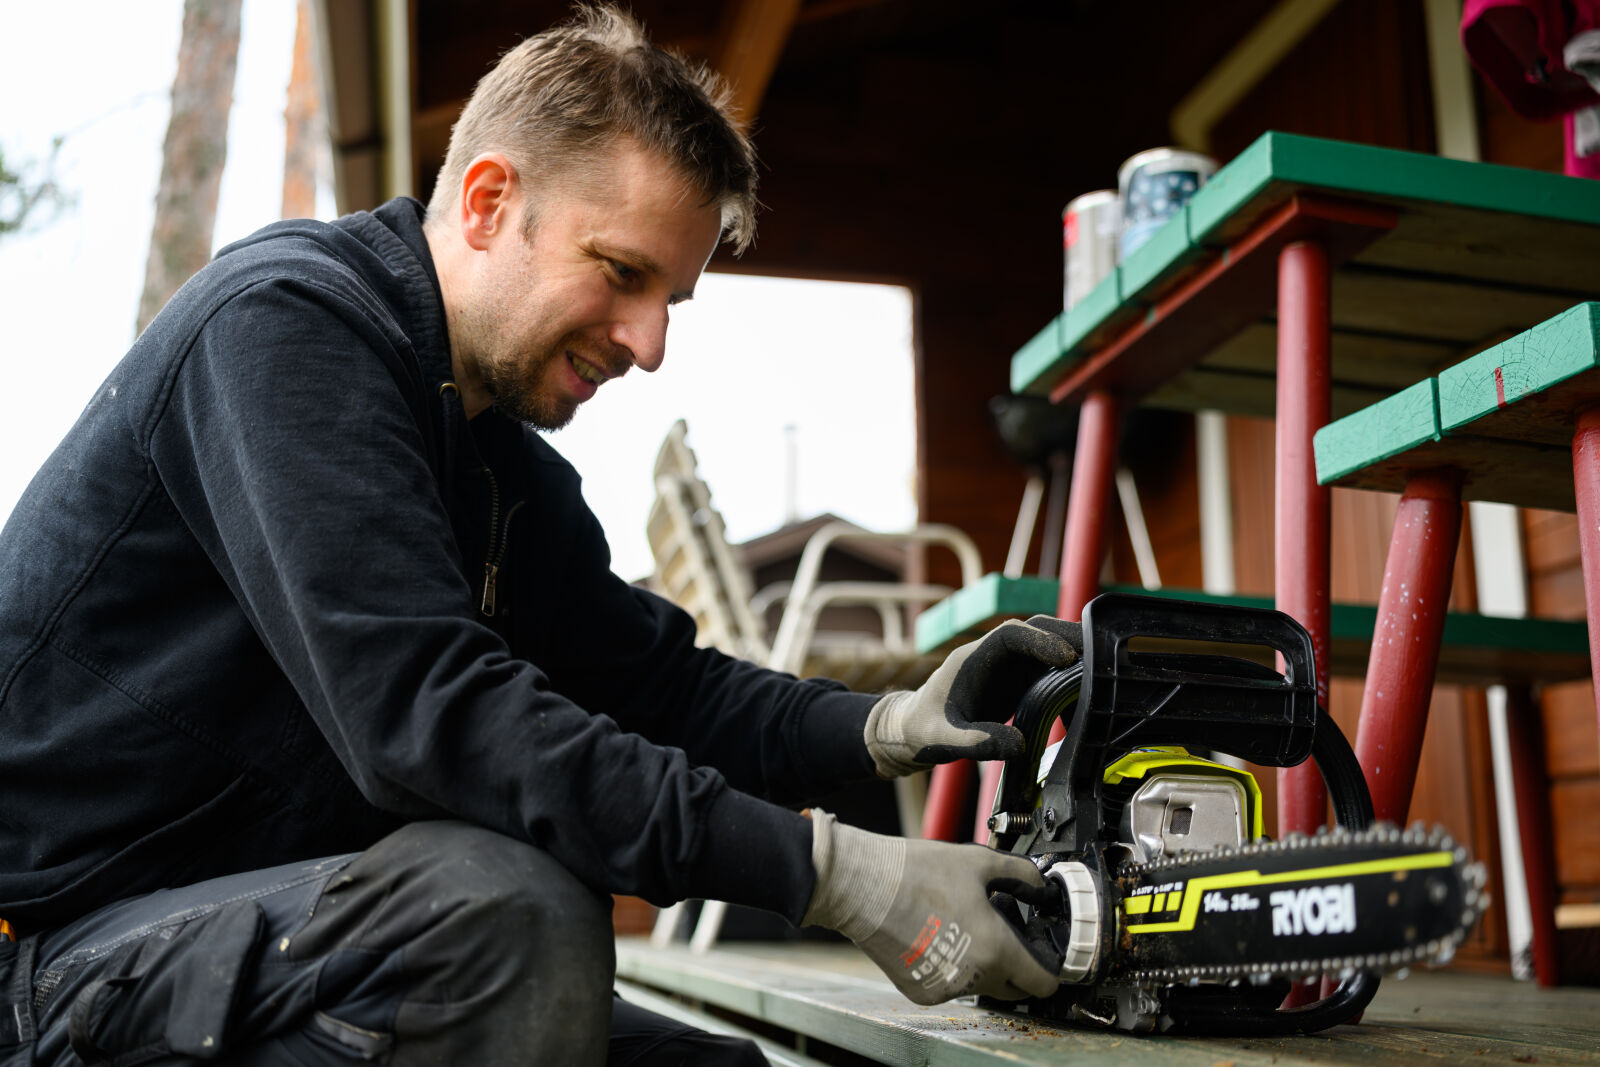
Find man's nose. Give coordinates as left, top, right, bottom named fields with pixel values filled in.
left=613, top=304, right=668, bottom=373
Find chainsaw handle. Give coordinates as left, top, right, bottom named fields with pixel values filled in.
left=1078, top=592, right=1319, bottom=770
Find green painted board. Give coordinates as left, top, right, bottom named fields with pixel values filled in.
left=1117, top=204, right=1198, bottom=303
left=1437, top=302, right=1600, bottom=432
left=913, top=577, right=1588, bottom=683
left=1009, top=316, right=1065, bottom=397
left=914, top=572, right=1059, bottom=652
left=1014, top=269, right=1126, bottom=396
left=1188, top=131, right=1600, bottom=247
left=1058, top=268, right=1124, bottom=353
left=1314, top=378, right=1440, bottom=485
left=1011, top=131, right=1600, bottom=404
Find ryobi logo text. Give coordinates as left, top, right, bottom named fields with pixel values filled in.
left=1269, top=883, right=1356, bottom=936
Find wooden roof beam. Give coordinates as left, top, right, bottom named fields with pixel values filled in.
left=711, top=0, right=803, bottom=130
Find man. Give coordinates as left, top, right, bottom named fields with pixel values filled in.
left=0, top=7, right=1077, bottom=1064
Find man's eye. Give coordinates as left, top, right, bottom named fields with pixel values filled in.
left=610, top=260, right=639, bottom=282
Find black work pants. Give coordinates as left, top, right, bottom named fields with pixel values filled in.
left=6, top=822, right=763, bottom=1066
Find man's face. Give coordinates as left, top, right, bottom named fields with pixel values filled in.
left=454, top=143, right=724, bottom=429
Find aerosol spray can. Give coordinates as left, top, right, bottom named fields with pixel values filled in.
left=1117, top=147, right=1217, bottom=260
left=1063, top=189, right=1120, bottom=312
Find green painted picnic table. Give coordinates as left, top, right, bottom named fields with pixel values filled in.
left=923, top=132, right=1600, bottom=849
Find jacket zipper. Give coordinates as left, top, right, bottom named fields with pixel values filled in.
left=478, top=466, right=524, bottom=617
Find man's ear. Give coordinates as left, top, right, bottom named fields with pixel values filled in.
left=459, top=153, right=517, bottom=251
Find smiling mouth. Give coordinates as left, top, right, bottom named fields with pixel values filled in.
left=569, top=352, right=612, bottom=387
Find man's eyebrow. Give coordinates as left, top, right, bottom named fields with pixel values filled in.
left=601, top=243, right=695, bottom=303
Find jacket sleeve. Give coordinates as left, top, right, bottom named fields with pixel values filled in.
left=147, top=274, right=828, bottom=922
left=519, top=487, right=880, bottom=805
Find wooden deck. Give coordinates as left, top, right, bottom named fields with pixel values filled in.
left=616, top=938, right=1600, bottom=1065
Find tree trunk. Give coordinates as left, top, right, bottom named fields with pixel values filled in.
left=137, top=0, right=243, bottom=335
left=281, top=0, right=320, bottom=220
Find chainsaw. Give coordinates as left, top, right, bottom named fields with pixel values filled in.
left=980, top=593, right=1487, bottom=1035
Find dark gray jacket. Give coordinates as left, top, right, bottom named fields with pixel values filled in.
left=0, top=198, right=876, bottom=932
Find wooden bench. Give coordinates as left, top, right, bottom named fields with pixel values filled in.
left=914, top=574, right=1591, bottom=688
left=911, top=573, right=1589, bottom=846
left=1313, top=302, right=1600, bottom=986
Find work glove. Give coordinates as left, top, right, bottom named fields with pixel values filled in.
left=802, top=809, right=1061, bottom=1005
left=864, top=615, right=1081, bottom=777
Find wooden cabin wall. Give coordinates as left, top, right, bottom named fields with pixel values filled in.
left=1523, top=511, right=1600, bottom=910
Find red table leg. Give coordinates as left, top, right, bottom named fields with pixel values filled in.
left=1050, top=388, right=1121, bottom=745
left=1502, top=684, right=1562, bottom=987
left=1352, top=469, right=1463, bottom=823
left=1573, top=407, right=1600, bottom=761
left=1057, top=389, right=1121, bottom=623
left=1275, top=239, right=1333, bottom=838
left=923, top=389, right=1120, bottom=838
left=920, top=758, right=975, bottom=841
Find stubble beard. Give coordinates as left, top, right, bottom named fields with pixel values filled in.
left=457, top=272, right=579, bottom=430
left=479, top=343, right=578, bottom=430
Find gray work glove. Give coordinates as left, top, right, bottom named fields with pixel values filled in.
left=865, top=615, right=1081, bottom=777
left=802, top=809, right=1060, bottom=1005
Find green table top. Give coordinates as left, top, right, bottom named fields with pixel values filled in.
left=1316, top=302, right=1600, bottom=511
left=1014, top=132, right=1600, bottom=419
left=913, top=573, right=1590, bottom=686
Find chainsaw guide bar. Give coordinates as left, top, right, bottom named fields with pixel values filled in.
left=1108, top=822, right=1486, bottom=985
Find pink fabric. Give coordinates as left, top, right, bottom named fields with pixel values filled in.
left=1462, top=0, right=1600, bottom=176
left=1461, top=0, right=1599, bottom=118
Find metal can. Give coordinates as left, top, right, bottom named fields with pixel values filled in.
left=1063, top=189, right=1120, bottom=312
left=1117, top=147, right=1217, bottom=260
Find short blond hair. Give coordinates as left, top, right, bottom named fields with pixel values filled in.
left=426, top=4, right=758, bottom=251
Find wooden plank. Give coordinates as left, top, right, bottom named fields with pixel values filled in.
left=1353, top=199, right=1600, bottom=295
left=1047, top=195, right=1396, bottom=407
left=614, top=979, right=831, bottom=1067
left=1015, top=270, right=1133, bottom=397
left=1551, top=778, right=1600, bottom=890
left=1314, top=378, right=1440, bottom=485
left=1328, top=267, right=1584, bottom=348
left=1196, top=321, right=1463, bottom=387
left=618, top=941, right=1600, bottom=1064
left=1010, top=316, right=1068, bottom=397
left=1118, top=205, right=1201, bottom=303
left=1542, top=683, right=1600, bottom=779
left=914, top=577, right=1591, bottom=684
left=711, top=0, right=802, bottom=128
left=1439, top=303, right=1600, bottom=438
left=1058, top=268, right=1134, bottom=355
left=913, top=573, right=1060, bottom=653
left=1014, top=133, right=1600, bottom=402
left=1188, top=131, right=1600, bottom=247
left=1322, top=431, right=1580, bottom=512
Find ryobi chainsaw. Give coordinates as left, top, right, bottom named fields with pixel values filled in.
left=980, top=593, right=1486, bottom=1034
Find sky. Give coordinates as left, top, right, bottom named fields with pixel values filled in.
left=0, top=0, right=916, bottom=583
